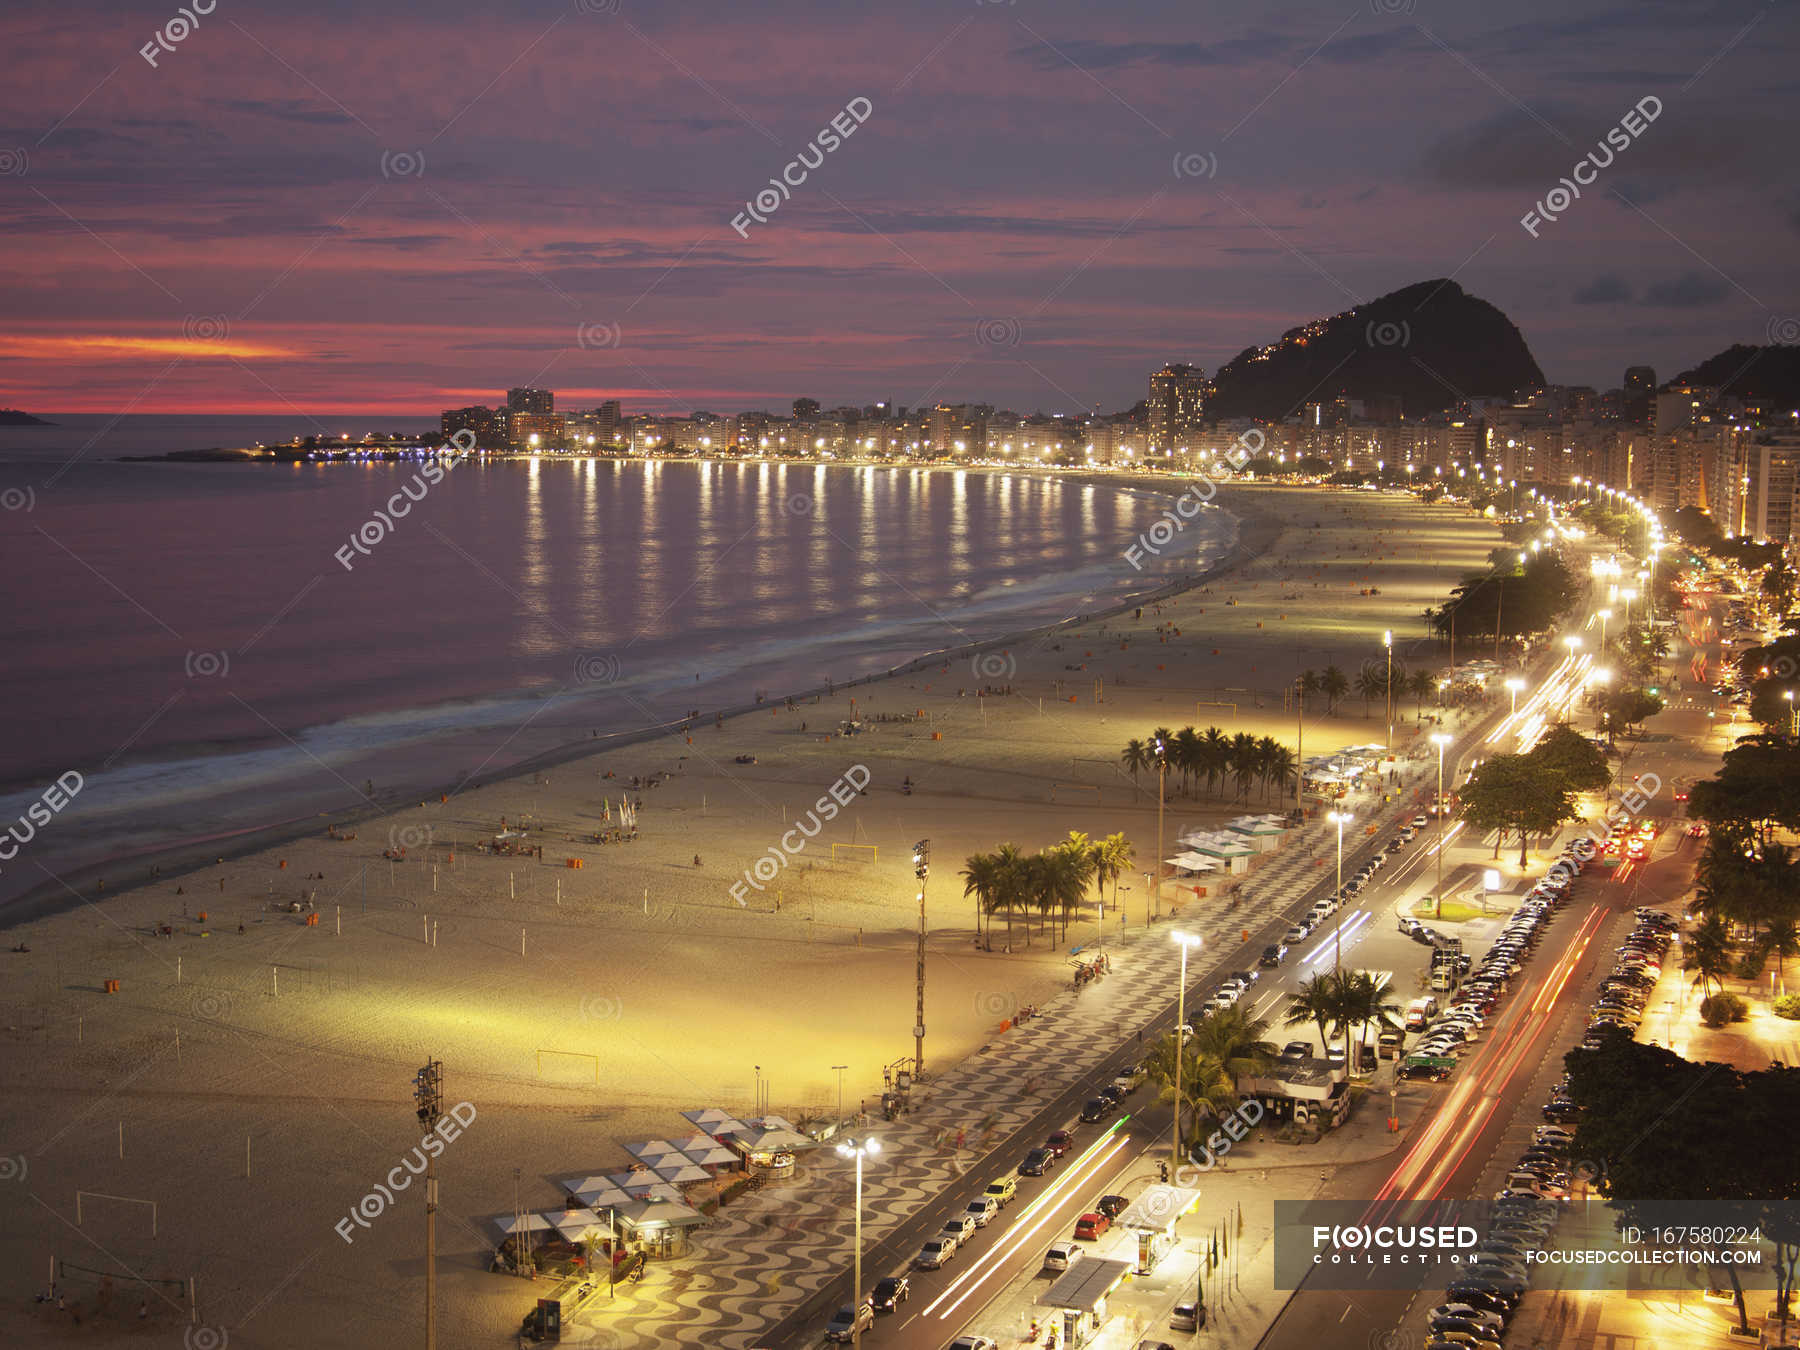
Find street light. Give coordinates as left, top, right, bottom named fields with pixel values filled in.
left=835, top=1136, right=881, bottom=1348
left=1505, top=676, right=1524, bottom=716
left=1327, top=811, right=1352, bottom=975
left=1153, top=737, right=1169, bottom=921
left=1171, top=931, right=1202, bottom=1173
left=1786, top=689, right=1796, bottom=739
left=1430, top=734, right=1452, bottom=919
left=912, top=841, right=930, bottom=1079
left=1597, top=608, right=1612, bottom=652
left=413, top=1059, right=444, bottom=1350
left=1383, top=630, right=1394, bottom=754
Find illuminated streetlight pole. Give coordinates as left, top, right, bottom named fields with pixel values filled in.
left=1171, top=931, right=1202, bottom=1173
left=1597, top=608, right=1612, bottom=653
left=412, top=1059, right=444, bottom=1350
left=1505, top=677, right=1524, bottom=717
left=1383, top=630, right=1394, bottom=754
left=1153, top=737, right=1168, bottom=921
left=912, top=841, right=930, bottom=1079
left=1430, top=734, right=1452, bottom=919
left=1327, top=811, right=1352, bottom=976
left=835, top=1136, right=880, bottom=1349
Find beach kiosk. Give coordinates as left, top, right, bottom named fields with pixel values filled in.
left=1113, top=1183, right=1201, bottom=1273
left=1037, top=1256, right=1132, bottom=1346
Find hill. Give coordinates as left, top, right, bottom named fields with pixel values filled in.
left=0, top=409, right=53, bottom=425
left=1664, top=344, right=1800, bottom=410
left=1206, top=280, right=1543, bottom=421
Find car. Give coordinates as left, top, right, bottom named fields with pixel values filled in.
left=1019, top=1148, right=1054, bottom=1176
left=1429, top=1316, right=1504, bottom=1343
left=1478, top=1238, right=1532, bottom=1259
left=1281, top=1040, right=1312, bottom=1058
left=1098, top=1084, right=1127, bottom=1109
left=916, top=1236, right=956, bottom=1268
left=1413, top=815, right=1429, bottom=828
left=1399, top=916, right=1424, bottom=936
left=1073, top=1211, right=1111, bottom=1240
left=1170, top=1302, right=1205, bottom=1331
left=964, top=1197, right=999, bottom=1228
left=1206, top=989, right=1239, bottom=1012
left=942, top=1214, right=977, bottom=1242
left=949, top=1339, right=1000, bottom=1350
left=1132, top=1343, right=1178, bottom=1350
left=1399, top=826, right=1417, bottom=842
left=1045, top=1130, right=1073, bottom=1158
left=1260, top=943, right=1287, bottom=967
left=1229, top=967, right=1259, bottom=985
left=1079, top=1097, right=1114, bottom=1124
left=826, top=1302, right=875, bottom=1342
left=1096, top=1193, right=1129, bottom=1219
left=1429, top=1304, right=1506, bottom=1334
left=1444, top=1284, right=1519, bottom=1315
left=1542, top=1098, right=1580, bottom=1123
left=1411, top=927, right=1440, bottom=946
left=1399, top=1061, right=1451, bottom=1081
left=1284, top=925, right=1308, bottom=944
left=1219, top=974, right=1251, bottom=995
left=1043, top=1240, right=1083, bottom=1272
left=870, top=1275, right=910, bottom=1312
left=1532, top=1127, right=1574, bottom=1148
left=1113, top=1064, right=1146, bottom=1094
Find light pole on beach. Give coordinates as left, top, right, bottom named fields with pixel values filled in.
left=1430, top=733, right=1451, bottom=918
left=836, top=1135, right=879, bottom=1349
left=1171, top=931, right=1201, bottom=1174
left=1327, top=812, right=1351, bottom=976
left=912, top=841, right=930, bottom=1079
left=412, top=1059, right=443, bottom=1350
left=1294, top=673, right=1306, bottom=814
left=1153, top=737, right=1168, bottom=921
left=1383, top=630, right=1393, bottom=755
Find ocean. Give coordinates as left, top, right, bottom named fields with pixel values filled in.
left=0, top=415, right=1237, bottom=908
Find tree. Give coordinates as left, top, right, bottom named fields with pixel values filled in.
left=1602, top=686, right=1664, bottom=738
left=1092, top=832, right=1134, bottom=917
left=1260, top=740, right=1296, bottom=802
left=1319, top=665, right=1349, bottom=714
left=1682, top=914, right=1734, bottom=999
left=1334, top=970, right=1404, bottom=1068
left=1040, top=841, right=1094, bottom=942
left=1689, top=736, right=1800, bottom=846
left=1229, top=732, right=1260, bottom=800
left=1198, top=726, right=1230, bottom=797
left=960, top=850, right=1006, bottom=944
left=987, top=842, right=1027, bottom=948
left=1142, top=1035, right=1237, bottom=1155
left=1120, top=739, right=1151, bottom=798
left=1187, top=1004, right=1275, bottom=1088
left=1355, top=665, right=1386, bottom=718
left=1407, top=668, right=1436, bottom=719
left=1172, top=726, right=1202, bottom=797
left=1283, top=973, right=1341, bottom=1051
left=1526, top=723, right=1612, bottom=796
left=1457, top=753, right=1580, bottom=866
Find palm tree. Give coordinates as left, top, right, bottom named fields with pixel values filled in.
left=1334, top=970, right=1403, bottom=1068
left=1683, top=914, right=1734, bottom=999
left=1198, top=726, right=1230, bottom=798
left=1283, top=973, right=1341, bottom=1051
left=1172, top=726, right=1203, bottom=797
left=1320, top=665, right=1349, bottom=714
left=1408, top=668, right=1436, bottom=719
left=1142, top=1036, right=1238, bottom=1156
left=989, top=842, right=1027, bottom=948
left=1253, top=735, right=1285, bottom=800
left=1355, top=665, right=1385, bottom=717
left=1299, top=669, right=1322, bottom=706
left=1188, top=1004, right=1276, bottom=1086
left=1229, top=732, right=1260, bottom=800
left=1262, top=743, right=1297, bottom=802
left=1761, top=916, right=1800, bottom=988
left=1092, top=832, right=1134, bottom=918
left=1121, top=738, right=1152, bottom=799
left=960, top=851, right=1004, bottom=944
left=1041, top=842, right=1094, bottom=942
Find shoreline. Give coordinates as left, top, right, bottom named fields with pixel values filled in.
left=1, top=470, right=1278, bottom=929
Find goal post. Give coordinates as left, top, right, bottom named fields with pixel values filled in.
left=535, top=1050, right=600, bottom=1085
left=1049, top=783, right=1101, bottom=804
left=829, top=843, right=878, bottom=864
left=75, top=1192, right=157, bottom=1237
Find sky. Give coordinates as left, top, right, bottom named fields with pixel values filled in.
left=2, top=0, right=1795, bottom=417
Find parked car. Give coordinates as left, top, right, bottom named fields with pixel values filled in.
left=1043, top=1240, right=1084, bottom=1272
left=1096, top=1193, right=1130, bottom=1219
left=1170, top=1302, right=1205, bottom=1330
left=941, top=1214, right=977, bottom=1243
left=1079, top=1097, right=1114, bottom=1123
left=964, top=1197, right=999, bottom=1228
left=826, top=1302, right=875, bottom=1342
left=1019, top=1148, right=1054, bottom=1176
left=1044, top=1130, right=1073, bottom=1158
left=1284, top=925, right=1308, bottom=944
left=915, top=1235, right=956, bottom=1269
left=948, top=1339, right=999, bottom=1350
left=1073, top=1211, right=1111, bottom=1240
left=1260, top=943, right=1288, bottom=967
left=870, top=1275, right=909, bottom=1312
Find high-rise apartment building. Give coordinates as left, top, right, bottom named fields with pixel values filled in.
left=508, top=387, right=555, bottom=416
left=1621, top=367, right=1656, bottom=428
left=1147, top=363, right=1207, bottom=451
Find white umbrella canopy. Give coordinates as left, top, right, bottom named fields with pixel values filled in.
left=561, top=1177, right=631, bottom=1209
left=492, top=1212, right=557, bottom=1236
left=682, top=1108, right=743, bottom=1133
left=651, top=1161, right=709, bottom=1185
left=548, top=1208, right=607, bottom=1242
left=680, top=1142, right=737, bottom=1167
left=611, top=1172, right=682, bottom=1200
left=625, top=1139, right=684, bottom=1163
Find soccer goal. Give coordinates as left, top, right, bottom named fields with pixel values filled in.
left=1049, top=783, right=1101, bottom=804
left=829, top=843, right=878, bottom=864
left=57, top=1257, right=189, bottom=1303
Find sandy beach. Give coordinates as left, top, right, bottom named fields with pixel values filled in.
left=0, top=479, right=1502, bottom=1348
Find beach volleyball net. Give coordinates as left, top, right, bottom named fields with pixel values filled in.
left=1049, top=783, right=1101, bottom=803
left=829, top=843, right=878, bottom=864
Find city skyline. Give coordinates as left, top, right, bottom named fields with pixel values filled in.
left=4, top=0, right=1797, bottom=416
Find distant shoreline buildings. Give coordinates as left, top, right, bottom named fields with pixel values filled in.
left=421, top=366, right=1799, bottom=551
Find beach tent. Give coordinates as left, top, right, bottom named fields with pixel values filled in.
left=614, top=1196, right=705, bottom=1232
left=610, top=1172, right=683, bottom=1200
left=625, top=1139, right=686, bottom=1165
left=562, top=1176, right=632, bottom=1209
left=672, top=1135, right=738, bottom=1167
left=650, top=1160, right=710, bottom=1185
left=548, top=1208, right=609, bottom=1242
left=491, top=1212, right=557, bottom=1236
left=1163, top=852, right=1218, bottom=875
left=681, top=1108, right=744, bottom=1134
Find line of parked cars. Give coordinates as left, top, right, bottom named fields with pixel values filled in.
left=1400, top=846, right=1581, bottom=1079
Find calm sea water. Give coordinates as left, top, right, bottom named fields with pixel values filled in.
left=0, top=416, right=1236, bottom=906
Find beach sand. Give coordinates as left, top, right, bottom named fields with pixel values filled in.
left=0, top=481, right=1500, bottom=1347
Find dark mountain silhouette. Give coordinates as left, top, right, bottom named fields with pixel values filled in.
left=0, top=409, right=53, bottom=425
left=1206, top=280, right=1544, bottom=421
left=1665, top=344, right=1800, bottom=410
